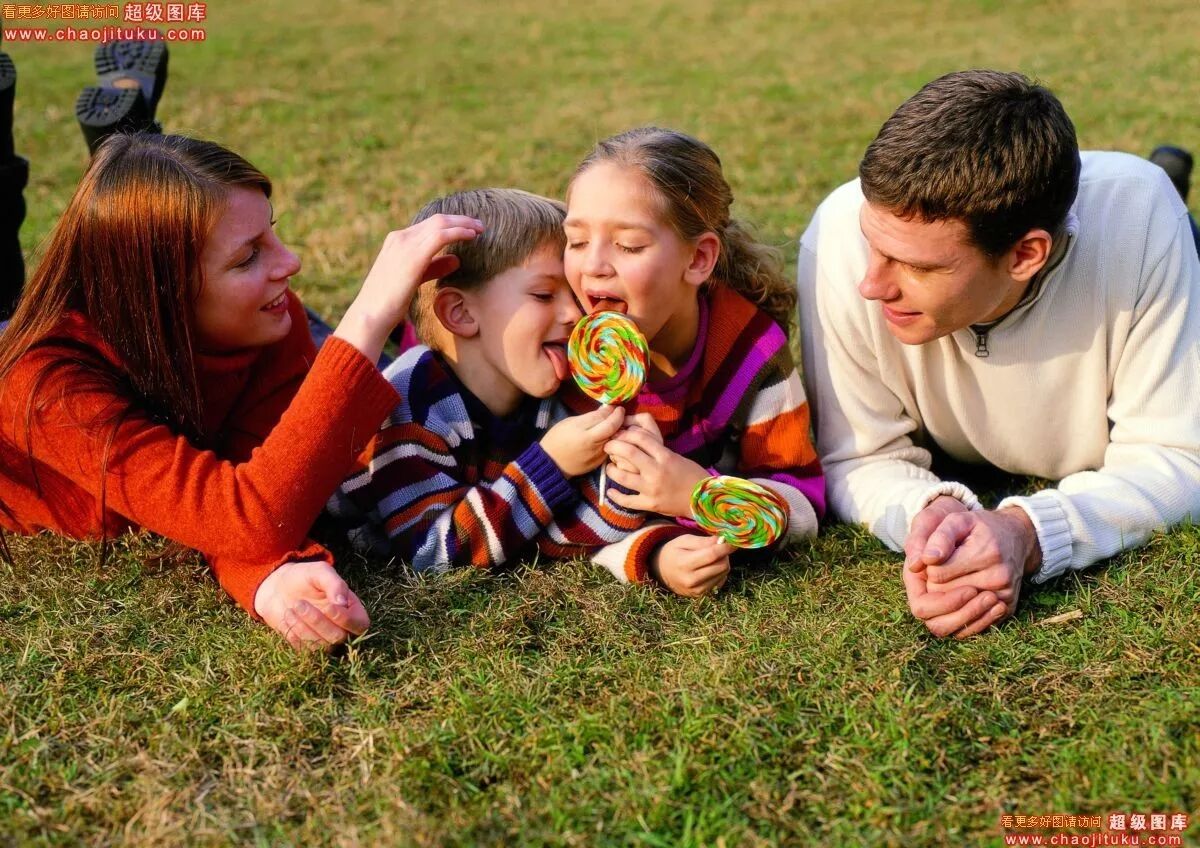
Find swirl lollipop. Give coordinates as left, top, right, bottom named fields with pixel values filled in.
left=568, top=311, right=648, bottom=504
left=690, top=475, right=789, bottom=549
left=568, top=310, right=648, bottom=404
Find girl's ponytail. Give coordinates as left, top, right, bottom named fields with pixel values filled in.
left=715, top=218, right=796, bottom=333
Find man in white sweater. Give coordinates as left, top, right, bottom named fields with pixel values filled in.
left=797, top=70, right=1200, bottom=639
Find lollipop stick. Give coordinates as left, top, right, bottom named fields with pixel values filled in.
left=599, top=401, right=610, bottom=507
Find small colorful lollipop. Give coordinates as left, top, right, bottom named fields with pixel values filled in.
left=568, top=310, right=648, bottom=404
left=568, top=311, right=648, bottom=505
left=690, top=475, right=789, bottom=549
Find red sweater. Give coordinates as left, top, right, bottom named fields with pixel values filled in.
left=0, top=294, right=399, bottom=615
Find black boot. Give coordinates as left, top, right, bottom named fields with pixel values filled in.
left=1149, top=145, right=1193, bottom=202
left=75, top=34, right=167, bottom=156
left=0, top=24, right=28, bottom=317
left=75, top=85, right=158, bottom=156
left=0, top=155, right=27, bottom=319
left=1150, top=146, right=1200, bottom=257
left=94, top=37, right=168, bottom=119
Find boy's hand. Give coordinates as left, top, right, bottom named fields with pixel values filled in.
left=254, top=560, right=370, bottom=652
left=336, top=214, right=485, bottom=362
left=602, top=428, right=709, bottom=517
left=541, top=405, right=626, bottom=477
left=651, top=535, right=733, bottom=597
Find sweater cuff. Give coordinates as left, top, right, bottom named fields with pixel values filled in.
left=673, top=467, right=721, bottom=531
left=628, top=524, right=696, bottom=585
left=748, top=477, right=818, bottom=541
left=515, top=443, right=578, bottom=514
left=916, top=481, right=983, bottom=514
left=997, top=492, right=1073, bottom=583
left=313, top=336, right=400, bottom=423
left=877, top=481, right=983, bottom=554
left=211, top=539, right=335, bottom=619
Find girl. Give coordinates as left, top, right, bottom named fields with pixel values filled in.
left=0, top=133, right=483, bottom=650
left=562, top=127, right=825, bottom=597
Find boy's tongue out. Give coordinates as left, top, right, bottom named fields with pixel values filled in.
left=544, top=343, right=568, bottom=381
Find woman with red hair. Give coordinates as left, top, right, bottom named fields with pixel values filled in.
left=0, top=133, right=482, bottom=649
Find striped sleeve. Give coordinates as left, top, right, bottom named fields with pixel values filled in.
left=326, top=347, right=579, bottom=573
left=536, top=467, right=648, bottom=564
left=536, top=467, right=694, bottom=587
left=332, top=424, right=577, bottom=573
left=589, top=523, right=697, bottom=584
left=734, top=340, right=825, bottom=541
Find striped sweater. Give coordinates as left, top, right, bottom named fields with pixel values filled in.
left=327, top=347, right=687, bottom=582
left=564, top=284, right=826, bottom=554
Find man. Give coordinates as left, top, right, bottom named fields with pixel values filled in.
left=797, top=70, right=1200, bottom=638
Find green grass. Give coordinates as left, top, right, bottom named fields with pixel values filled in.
left=3, top=0, right=1199, bottom=844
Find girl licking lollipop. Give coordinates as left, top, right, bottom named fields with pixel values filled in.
left=562, top=127, right=825, bottom=596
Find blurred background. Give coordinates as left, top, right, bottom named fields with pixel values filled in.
left=10, top=0, right=1199, bottom=319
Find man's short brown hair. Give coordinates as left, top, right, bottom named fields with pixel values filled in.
left=859, top=70, right=1080, bottom=257
left=408, top=188, right=567, bottom=346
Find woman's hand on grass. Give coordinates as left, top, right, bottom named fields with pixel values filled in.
left=254, top=560, right=370, bottom=651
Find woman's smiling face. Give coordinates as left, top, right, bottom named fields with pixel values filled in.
left=194, top=187, right=301, bottom=352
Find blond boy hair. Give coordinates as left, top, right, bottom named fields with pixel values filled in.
left=408, top=188, right=567, bottom=348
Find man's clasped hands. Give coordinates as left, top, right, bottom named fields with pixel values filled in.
left=902, top=496, right=1043, bottom=640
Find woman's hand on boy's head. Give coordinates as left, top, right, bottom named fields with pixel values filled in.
left=360, top=214, right=483, bottom=315
left=254, top=560, right=370, bottom=652
left=602, top=429, right=709, bottom=518
left=651, top=534, right=733, bottom=597
left=337, top=214, right=484, bottom=362
left=541, top=405, right=626, bottom=477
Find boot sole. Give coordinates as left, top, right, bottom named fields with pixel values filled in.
left=94, top=37, right=168, bottom=116
left=75, top=86, right=160, bottom=156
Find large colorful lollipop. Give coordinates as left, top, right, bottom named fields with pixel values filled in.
left=690, top=475, right=789, bottom=548
left=568, top=310, right=648, bottom=504
left=568, top=310, right=648, bottom=405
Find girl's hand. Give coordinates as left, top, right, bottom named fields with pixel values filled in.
left=607, top=412, right=662, bottom=473
left=651, top=535, right=733, bottom=597
left=602, top=428, right=710, bottom=517
left=540, top=405, right=626, bottom=477
left=253, top=560, right=370, bottom=651
left=335, top=214, right=485, bottom=363
left=624, top=412, right=662, bottom=441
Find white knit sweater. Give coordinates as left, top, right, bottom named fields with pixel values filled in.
left=797, top=151, right=1200, bottom=582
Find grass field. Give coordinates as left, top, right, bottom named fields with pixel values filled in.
left=3, top=0, right=1199, bottom=845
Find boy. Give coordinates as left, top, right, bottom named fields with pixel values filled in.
left=328, top=189, right=697, bottom=584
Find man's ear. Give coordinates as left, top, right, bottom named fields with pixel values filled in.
left=683, top=232, right=721, bottom=287
left=1006, top=229, right=1054, bottom=283
left=433, top=288, right=479, bottom=339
